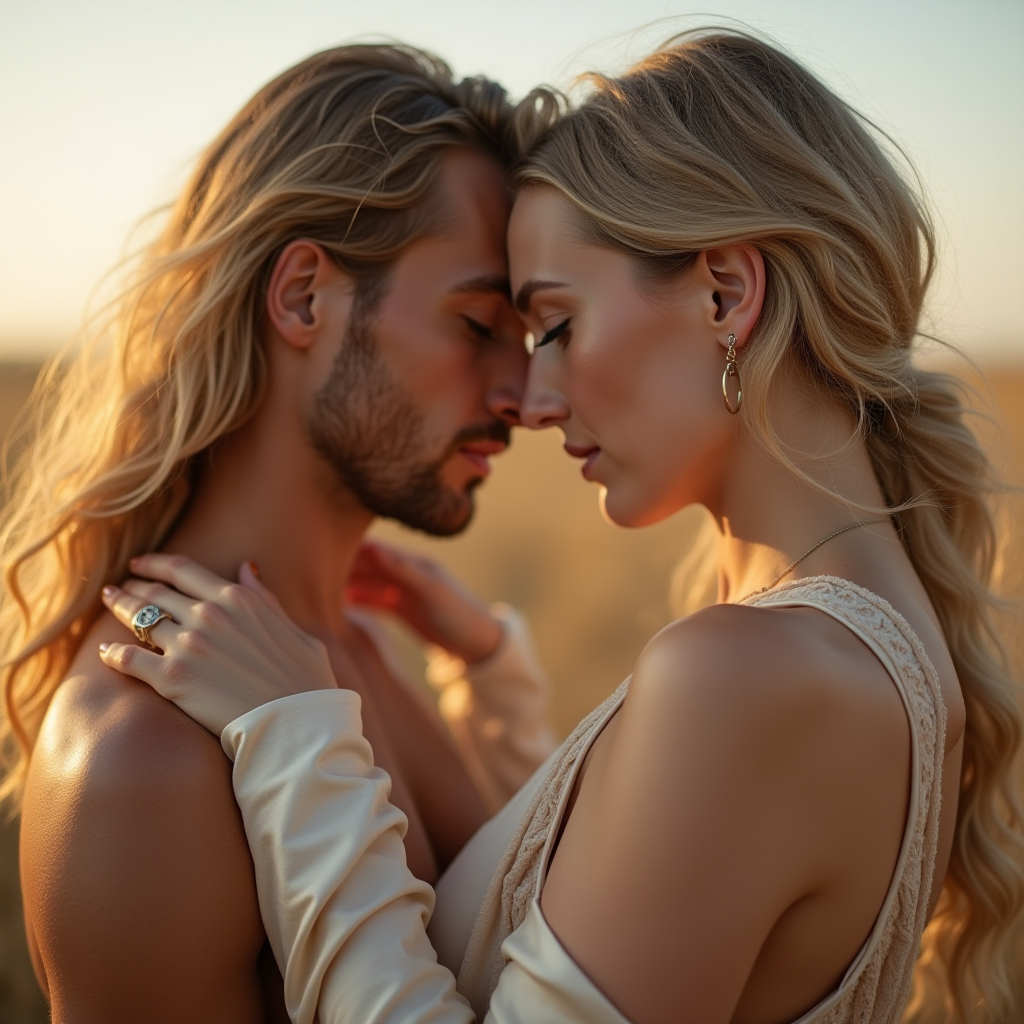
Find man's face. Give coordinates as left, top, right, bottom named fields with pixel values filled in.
left=308, top=150, right=527, bottom=536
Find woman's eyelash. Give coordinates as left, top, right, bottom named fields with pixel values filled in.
left=535, top=319, right=570, bottom=348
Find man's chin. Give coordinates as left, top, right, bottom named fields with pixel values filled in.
left=387, top=483, right=478, bottom=538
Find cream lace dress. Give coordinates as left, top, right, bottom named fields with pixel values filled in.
left=220, top=578, right=946, bottom=1024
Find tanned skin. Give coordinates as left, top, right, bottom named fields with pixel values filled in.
left=20, top=151, right=528, bottom=1023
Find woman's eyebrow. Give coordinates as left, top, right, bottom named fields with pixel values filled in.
left=514, top=279, right=568, bottom=314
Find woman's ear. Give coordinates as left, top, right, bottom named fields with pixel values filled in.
left=700, top=245, right=766, bottom=351
left=265, top=240, right=352, bottom=351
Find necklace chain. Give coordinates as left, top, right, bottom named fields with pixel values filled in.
left=743, top=518, right=890, bottom=602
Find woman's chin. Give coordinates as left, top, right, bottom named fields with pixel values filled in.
left=598, top=487, right=676, bottom=530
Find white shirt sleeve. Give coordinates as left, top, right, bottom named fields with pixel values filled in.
left=426, top=605, right=557, bottom=814
left=222, top=690, right=473, bottom=1024
left=221, top=691, right=625, bottom=1024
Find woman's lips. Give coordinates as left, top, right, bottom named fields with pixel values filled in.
left=564, top=443, right=601, bottom=481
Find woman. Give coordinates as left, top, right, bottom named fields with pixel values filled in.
left=97, top=29, right=1024, bottom=1024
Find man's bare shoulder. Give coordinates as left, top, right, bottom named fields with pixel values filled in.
left=40, top=611, right=227, bottom=787
left=22, top=611, right=268, bottom=1023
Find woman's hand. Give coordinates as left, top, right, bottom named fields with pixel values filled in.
left=346, top=540, right=502, bottom=664
left=99, top=554, right=338, bottom=735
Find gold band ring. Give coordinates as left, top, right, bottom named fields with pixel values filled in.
left=131, top=604, right=174, bottom=646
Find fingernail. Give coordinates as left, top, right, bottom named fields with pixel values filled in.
left=102, top=585, right=116, bottom=598
left=129, top=556, right=141, bottom=567
left=249, top=561, right=260, bottom=579
left=99, top=643, right=111, bottom=654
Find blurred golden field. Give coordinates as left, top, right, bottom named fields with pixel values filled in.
left=0, top=358, right=1022, bottom=1021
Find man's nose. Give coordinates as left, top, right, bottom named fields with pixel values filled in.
left=520, top=351, right=570, bottom=431
left=484, top=339, right=529, bottom=426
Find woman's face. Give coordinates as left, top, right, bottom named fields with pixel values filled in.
left=509, top=186, right=742, bottom=528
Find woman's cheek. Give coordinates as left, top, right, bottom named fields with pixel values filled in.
left=566, top=332, right=637, bottom=434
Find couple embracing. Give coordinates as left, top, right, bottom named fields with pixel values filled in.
left=3, top=28, right=1023, bottom=1024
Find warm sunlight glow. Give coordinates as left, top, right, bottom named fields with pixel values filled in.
left=0, top=0, right=1021, bottom=360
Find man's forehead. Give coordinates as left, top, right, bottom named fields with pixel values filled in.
left=449, top=274, right=511, bottom=302
left=431, top=150, right=510, bottom=237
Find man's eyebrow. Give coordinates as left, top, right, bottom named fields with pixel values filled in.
left=450, top=275, right=512, bottom=301
left=514, top=279, right=568, bottom=314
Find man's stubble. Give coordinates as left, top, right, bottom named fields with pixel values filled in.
left=307, top=282, right=508, bottom=537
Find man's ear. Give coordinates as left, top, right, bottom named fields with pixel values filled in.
left=265, top=240, right=351, bottom=351
left=695, top=245, right=766, bottom=352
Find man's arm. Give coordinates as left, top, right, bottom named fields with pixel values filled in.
left=20, top=648, right=269, bottom=1024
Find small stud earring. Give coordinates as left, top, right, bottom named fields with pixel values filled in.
left=722, top=334, right=742, bottom=414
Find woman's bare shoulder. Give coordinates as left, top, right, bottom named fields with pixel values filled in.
left=628, top=600, right=907, bottom=750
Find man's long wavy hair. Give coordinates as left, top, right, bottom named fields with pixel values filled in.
left=516, top=29, right=1024, bottom=1023
left=0, top=45, right=550, bottom=806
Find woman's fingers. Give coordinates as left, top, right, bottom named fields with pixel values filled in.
left=98, top=641, right=167, bottom=688
left=346, top=582, right=404, bottom=610
left=349, top=544, right=428, bottom=597
left=100, top=584, right=177, bottom=650
left=237, top=561, right=291, bottom=622
left=120, top=578, right=193, bottom=621
left=127, top=552, right=231, bottom=601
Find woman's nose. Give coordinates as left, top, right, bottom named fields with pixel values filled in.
left=520, top=354, right=571, bottom=431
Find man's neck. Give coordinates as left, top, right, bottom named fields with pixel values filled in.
left=161, top=403, right=373, bottom=639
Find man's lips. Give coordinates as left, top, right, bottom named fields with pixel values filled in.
left=458, top=441, right=507, bottom=476
left=564, top=443, right=601, bottom=480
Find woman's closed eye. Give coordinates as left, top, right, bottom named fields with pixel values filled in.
left=535, top=318, right=571, bottom=349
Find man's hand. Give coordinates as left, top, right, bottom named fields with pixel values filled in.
left=346, top=540, right=503, bottom=664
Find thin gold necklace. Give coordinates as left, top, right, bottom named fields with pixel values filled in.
left=741, top=518, right=890, bottom=602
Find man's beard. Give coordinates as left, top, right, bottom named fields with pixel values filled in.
left=307, top=291, right=510, bottom=537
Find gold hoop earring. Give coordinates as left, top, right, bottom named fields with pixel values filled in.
left=722, top=334, right=742, bottom=414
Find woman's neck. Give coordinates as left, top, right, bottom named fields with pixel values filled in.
left=710, top=371, right=892, bottom=604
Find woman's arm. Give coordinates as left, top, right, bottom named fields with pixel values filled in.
left=222, top=689, right=474, bottom=1024
left=425, top=605, right=556, bottom=813
left=347, top=541, right=556, bottom=810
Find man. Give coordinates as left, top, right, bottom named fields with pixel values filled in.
left=13, top=45, right=553, bottom=1021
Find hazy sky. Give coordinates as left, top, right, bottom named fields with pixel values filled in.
left=1, top=0, right=1021, bottom=359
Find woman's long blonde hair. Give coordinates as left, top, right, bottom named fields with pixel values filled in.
left=0, top=44, right=546, bottom=806
left=517, top=29, right=1024, bottom=1021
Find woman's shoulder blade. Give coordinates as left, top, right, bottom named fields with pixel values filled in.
left=620, top=601, right=910, bottom=811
